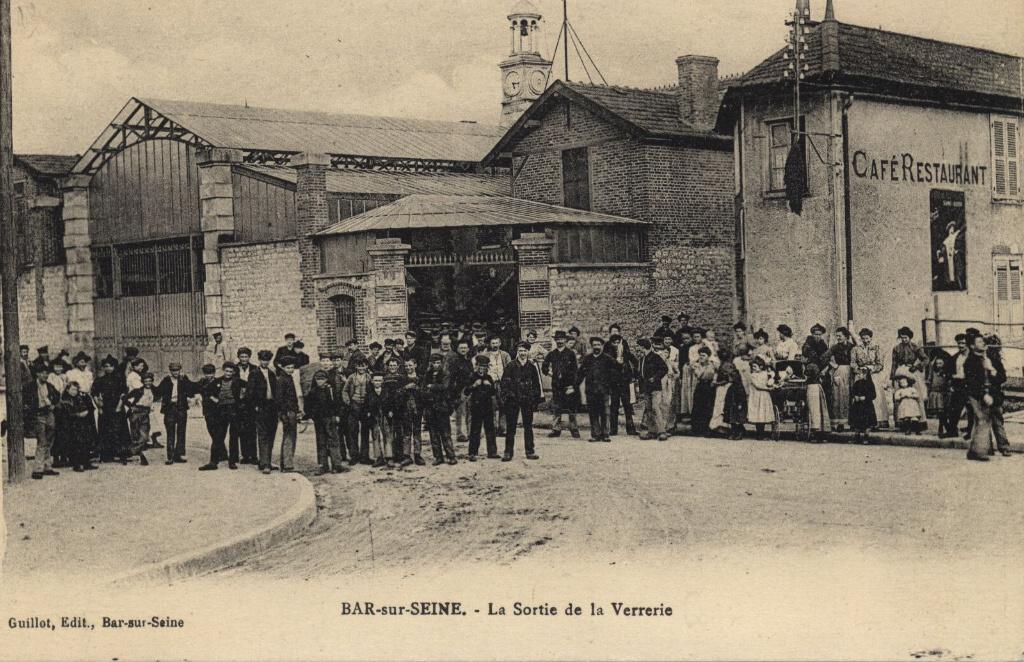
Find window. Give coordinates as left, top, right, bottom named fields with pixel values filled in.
left=13, top=181, right=24, bottom=195
left=991, top=115, right=1020, bottom=201
left=553, top=226, right=646, bottom=263
left=101, top=238, right=203, bottom=298
left=332, top=294, right=356, bottom=346
left=329, top=197, right=393, bottom=224
left=157, top=243, right=193, bottom=294
left=994, top=255, right=1023, bottom=338
left=561, top=147, right=591, bottom=211
left=93, top=248, right=114, bottom=299
left=120, top=249, right=158, bottom=297
left=765, top=117, right=807, bottom=194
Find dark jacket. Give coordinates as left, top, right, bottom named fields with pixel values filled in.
left=604, top=343, right=637, bottom=383
left=154, top=375, right=197, bottom=409
left=577, top=352, right=617, bottom=397
left=464, top=373, right=497, bottom=410
left=366, top=385, right=386, bottom=423
left=447, top=354, right=475, bottom=400
left=802, top=336, right=830, bottom=371
left=273, top=345, right=299, bottom=372
left=91, top=372, right=125, bottom=413
left=402, top=344, right=430, bottom=378
left=305, top=384, right=337, bottom=420
left=421, top=367, right=450, bottom=412
left=500, top=359, right=543, bottom=408
left=275, top=372, right=300, bottom=415
left=542, top=347, right=578, bottom=391
left=636, top=351, right=669, bottom=394
left=964, top=352, right=1005, bottom=403
left=247, top=366, right=278, bottom=408
left=382, top=373, right=407, bottom=418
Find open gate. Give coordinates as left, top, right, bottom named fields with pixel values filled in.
left=92, top=236, right=206, bottom=376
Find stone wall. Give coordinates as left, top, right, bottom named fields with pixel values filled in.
left=0, top=266, right=71, bottom=358
left=220, top=240, right=320, bottom=357
left=549, top=264, right=655, bottom=341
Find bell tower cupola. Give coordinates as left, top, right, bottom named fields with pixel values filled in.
left=499, top=0, right=552, bottom=127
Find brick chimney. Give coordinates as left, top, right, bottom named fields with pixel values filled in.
left=675, top=55, right=720, bottom=132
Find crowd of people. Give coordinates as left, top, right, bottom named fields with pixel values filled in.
left=7, top=312, right=1014, bottom=480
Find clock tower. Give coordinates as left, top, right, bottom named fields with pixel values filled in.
left=499, top=0, right=552, bottom=127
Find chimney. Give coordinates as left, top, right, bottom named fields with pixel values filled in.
left=675, top=55, right=720, bottom=132
left=820, top=0, right=839, bottom=73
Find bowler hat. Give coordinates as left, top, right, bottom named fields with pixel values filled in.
left=897, top=326, right=914, bottom=338
left=168, top=362, right=182, bottom=371
left=257, top=350, right=274, bottom=361
left=237, top=347, right=252, bottom=357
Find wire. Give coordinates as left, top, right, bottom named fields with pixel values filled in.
left=543, top=22, right=565, bottom=88
left=568, top=22, right=607, bottom=85
left=567, top=28, right=594, bottom=84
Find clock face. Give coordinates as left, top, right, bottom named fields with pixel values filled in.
left=503, top=70, right=522, bottom=97
left=529, top=69, right=547, bottom=94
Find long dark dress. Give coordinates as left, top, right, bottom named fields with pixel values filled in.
left=61, top=392, right=96, bottom=468
left=689, top=362, right=717, bottom=434
left=849, top=376, right=877, bottom=432
left=724, top=368, right=748, bottom=425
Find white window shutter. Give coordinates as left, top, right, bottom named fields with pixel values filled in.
left=995, top=262, right=1009, bottom=302
left=1007, top=120, right=1019, bottom=197
left=992, top=116, right=1021, bottom=200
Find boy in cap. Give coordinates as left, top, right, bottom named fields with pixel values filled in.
left=274, top=357, right=302, bottom=473
left=155, top=361, right=197, bottom=464
left=542, top=330, right=580, bottom=438
left=422, top=353, right=457, bottom=465
left=199, top=362, right=242, bottom=471
left=343, top=356, right=373, bottom=464
left=499, top=342, right=543, bottom=461
left=401, top=356, right=425, bottom=465
left=234, top=347, right=258, bottom=464
left=123, top=372, right=156, bottom=466
left=305, top=369, right=347, bottom=474
left=26, top=363, right=61, bottom=479
left=465, top=354, right=498, bottom=460
left=273, top=333, right=299, bottom=373
left=328, top=352, right=353, bottom=465
left=381, top=356, right=407, bottom=465
left=365, top=371, right=391, bottom=467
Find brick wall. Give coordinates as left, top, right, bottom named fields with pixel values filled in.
left=220, top=240, right=320, bottom=357
left=0, top=266, right=71, bottom=359
left=294, top=155, right=330, bottom=309
left=314, top=275, right=374, bottom=352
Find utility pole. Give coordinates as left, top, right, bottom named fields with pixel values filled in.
left=562, top=0, right=569, bottom=82
left=0, top=0, right=26, bottom=482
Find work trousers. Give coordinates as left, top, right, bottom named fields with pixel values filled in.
left=207, top=405, right=235, bottom=464
left=389, top=415, right=406, bottom=459
left=33, top=412, right=56, bottom=472
left=278, top=411, right=298, bottom=471
left=369, top=420, right=388, bottom=460
left=503, top=403, right=535, bottom=458
left=334, top=409, right=350, bottom=461
left=639, top=391, right=663, bottom=436
left=313, top=416, right=345, bottom=470
left=945, top=382, right=971, bottom=435
left=163, top=405, right=188, bottom=461
left=236, top=405, right=258, bottom=462
left=551, top=389, right=579, bottom=432
left=608, top=382, right=634, bottom=435
left=402, top=408, right=423, bottom=458
left=587, top=392, right=610, bottom=439
left=468, top=401, right=497, bottom=457
left=426, top=407, right=456, bottom=461
left=968, top=397, right=992, bottom=457
left=452, top=395, right=469, bottom=440
left=128, top=408, right=150, bottom=456
left=255, top=402, right=278, bottom=470
left=347, top=404, right=370, bottom=461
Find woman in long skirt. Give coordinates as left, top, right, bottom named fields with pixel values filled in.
left=689, top=347, right=717, bottom=435
left=804, top=364, right=831, bottom=442
left=826, top=327, right=854, bottom=431
left=890, top=326, right=929, bottom=429
left=852, top=328, right=890, bottom=428
left=709, top=349, right=735, bottom=432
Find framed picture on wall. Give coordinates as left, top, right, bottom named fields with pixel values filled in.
left=930, top=189, right=967, bottom=292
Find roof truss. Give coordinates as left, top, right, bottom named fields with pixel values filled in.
left=73, top=98, right=213, bottom=175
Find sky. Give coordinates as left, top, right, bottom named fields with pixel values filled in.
left=10, top=0, right=1024, bottom=155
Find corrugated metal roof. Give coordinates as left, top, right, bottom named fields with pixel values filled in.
left=138, top=98, right=506, bottom=162
left=240, top=165, right=509, bottom=196
left=15, top=154, right=79, bottom=177
left=316, top=194, right=649, bottom=235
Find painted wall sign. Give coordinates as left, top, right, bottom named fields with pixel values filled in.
left=852, top=150, right=988, bottom=186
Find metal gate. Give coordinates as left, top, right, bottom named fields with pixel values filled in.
left=92, top=236, right=207, bottom=376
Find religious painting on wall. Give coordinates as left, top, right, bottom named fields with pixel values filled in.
left=930, top=188, right=967, bottom=291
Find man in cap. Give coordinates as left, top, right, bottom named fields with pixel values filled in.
left=31, top=345, right=52, bottom=372
left=234, top=347, right=258, bottom=464
left=464, top=353, right=498, bottom=460
left=542, top=330, right=580, bottom=438
left=578, top=336, right=617, bottom=442
left=155, top=361, right=197, bottom=464
left=273, top=333, right=299, bottom=373
left=402, top=330, right=428, bottom=379
left=636, top=338, right=669, bottom=440
left=206, top=331, right=230, bottom=368
left=26, top=363, right=61, bottom=479
left=274, top=357, right=302, bottom=473
left=251, top=349, right=279, bottom=472
left=483, top=335, right=512, bottom=435
left=606, top=326, right=637, bottom=437
left=499, top=342, right=542, bottom=461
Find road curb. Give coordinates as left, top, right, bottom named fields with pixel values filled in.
left=106, top=473, right=317, bottom=586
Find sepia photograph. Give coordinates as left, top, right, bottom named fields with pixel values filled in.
left=0, top=1, right=1022, bottom=660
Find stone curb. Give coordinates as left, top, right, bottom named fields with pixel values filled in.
left=106, top=472, right=317, bottom=587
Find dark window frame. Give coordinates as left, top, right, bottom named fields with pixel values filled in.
left=561, top=146, right=591, bottom=211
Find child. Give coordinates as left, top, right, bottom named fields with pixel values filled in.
left=61, top=381, right=97, bottom=472
left=306, top=370, right=346, bottom=475
left=275, top=358, right=302, bottom=473
left=804, top=363, right=831, bottom=442
left=365, top=372, right=392, bottom=468
left=401, top=358, right=425, bottom=466
left=926, top=348, right=951, bottom=434
left=464, top=354, right=498, bottom=461
left=422, top=353, right=457, bottom=465
left=122, top=372, right=155, bottom=466
left=893, top=374, right=923, bottom=434
left=724, top=358, right=748, bottom=440
left=850, top=367, right=877, bottom=444
left=746, top=357, right=775, bottom=440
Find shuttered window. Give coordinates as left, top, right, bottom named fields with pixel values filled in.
left=332, top=295, right=356, bottom=346
left=766, top=117, right=807, bottom=194
left=561, top=147, right=591, bottom=211
left=994, top=255, right=1023, bottom=338
left=991, top=115, right=1021, bottom=201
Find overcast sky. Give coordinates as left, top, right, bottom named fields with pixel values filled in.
left=11, top=0, right=1023, bottom=154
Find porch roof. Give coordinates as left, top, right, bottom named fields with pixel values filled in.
left=314, top=194, right=649, bottom=236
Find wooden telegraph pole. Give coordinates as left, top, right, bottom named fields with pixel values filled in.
left=0, top=0, right=27, bottom=482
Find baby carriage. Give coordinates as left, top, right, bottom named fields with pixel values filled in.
left=769, top=359, right=812, bottom=441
